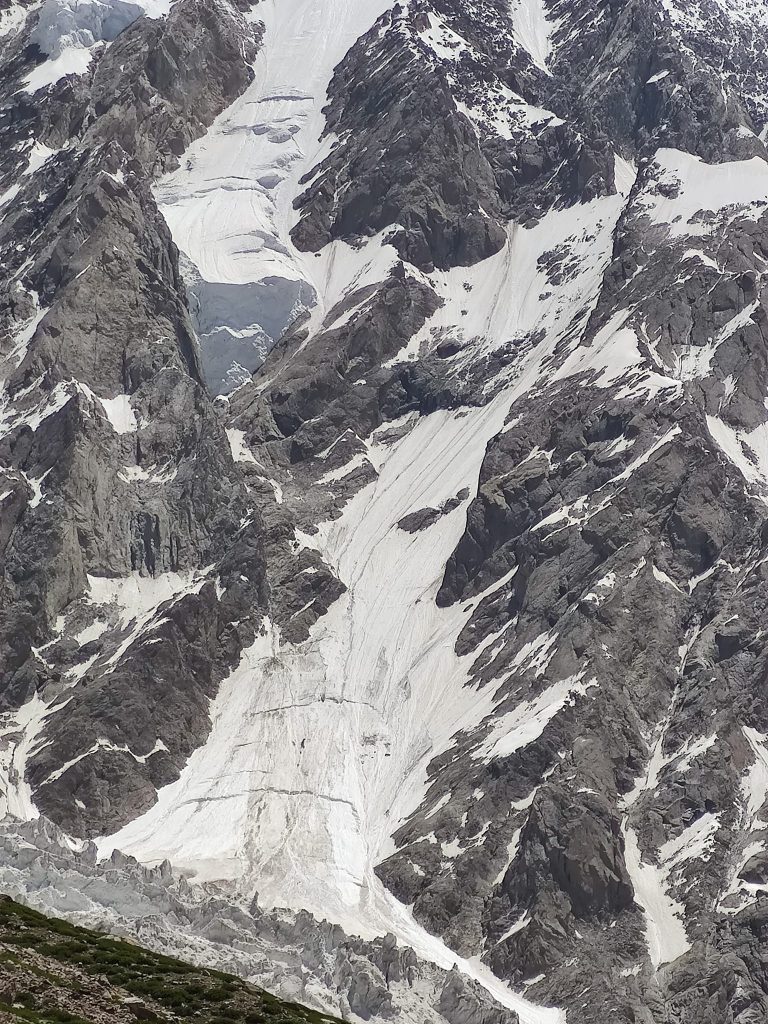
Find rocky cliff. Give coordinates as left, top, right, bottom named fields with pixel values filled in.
left=2, top=0, right=768, bottom=1021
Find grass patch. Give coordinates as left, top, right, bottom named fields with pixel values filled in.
left=0, top=896, right=344, bottom=1024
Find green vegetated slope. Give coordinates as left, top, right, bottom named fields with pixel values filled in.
left=0, top=896, right=343, bottom=1024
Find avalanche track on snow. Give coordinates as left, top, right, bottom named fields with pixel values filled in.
left=92, top=5, right=648, bottom=1016
left=100, top=395, right=564, bottom=1024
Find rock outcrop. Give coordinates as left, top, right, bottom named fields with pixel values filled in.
left=3, top=0, right=768, bottom=1022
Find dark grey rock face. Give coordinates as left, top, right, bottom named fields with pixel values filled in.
left=5, top=0, right=768, bottom=1022
left=398, top=491, right=469, bottom=533
left=228, top=270, right=445, bottom=466
left=0, top=0, right=271, bottom=833
left=292, top=6, right=507, bottom=271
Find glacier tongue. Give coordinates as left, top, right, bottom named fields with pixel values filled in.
left=155, top=0, right=395, bottom=393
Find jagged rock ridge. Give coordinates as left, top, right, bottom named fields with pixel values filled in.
left=3, top=0, right=768, bottom=1022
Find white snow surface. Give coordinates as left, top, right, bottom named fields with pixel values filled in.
left=619, top=697, right=705, bottom=969
left=721, top=727, right=768, bottom=911
left=0, top=1, right=37, bottom=38
left=390, top=171, right=637, bottom=386
left=100, top=394, right=564, bottom=1024
left=0, top=143, right=57, bottom=211
left=226, top=427, right=258, bottom=464
left=706, top=414, right=768, bottom=496
left=510, top=0, right=559, bottom=73
left=621, top=826, right=689, bottom=969
left=86, top=570, right=204, bottom=619
left=155, top=0, right=396, bottom=382
left=0, top=695, right=50, bottom=820
left=95, top=393, right=138, bottom=433
left=474, top=673, right=596, bottom=760
left=84, top=570, right=210, bottom=669
left=23, top=44, right=97, bottom=91
left=638, top=149, right=768, bottom=240
left=23, top=0, right=170, bottom=92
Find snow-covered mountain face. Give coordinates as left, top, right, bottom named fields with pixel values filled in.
left=3, top=0, right=768, bottom=1019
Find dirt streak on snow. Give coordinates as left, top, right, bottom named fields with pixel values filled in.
left=99, top=391, right=566, bottom=1023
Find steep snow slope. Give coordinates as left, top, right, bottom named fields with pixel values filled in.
left=156, top=0, right=394, bottom=393
left=101, top=397, right=564, bottom=1024
left=101, top=168, right=637, bottom=1022
left=102, top=401, right=509, bottom=887
left=392, top=179, right=633, bottom=381
left=9, top=0, right=768, bottom=1020
left=510, top=0, right=559, bottom=72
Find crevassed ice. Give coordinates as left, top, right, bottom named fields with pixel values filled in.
left=24, top=0, right=171, bottom=93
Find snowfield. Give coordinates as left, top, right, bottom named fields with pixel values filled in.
left=155, top=0, right=396, bottom=390
left=101, top=395, right=565, bottom=1024
left=9, top=0, right=768, bottom=1016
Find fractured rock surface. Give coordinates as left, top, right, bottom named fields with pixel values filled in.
left=3, top=0, right=768, bottom=1021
